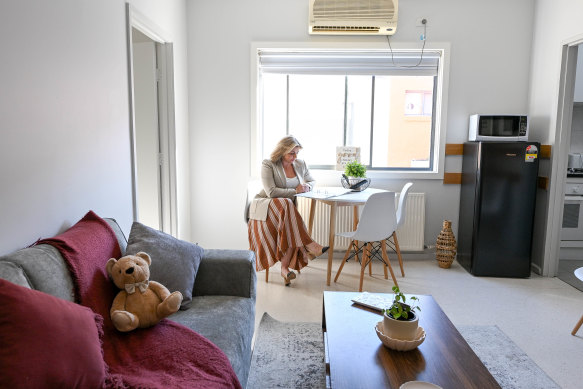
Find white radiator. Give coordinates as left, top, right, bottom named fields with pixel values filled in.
left=297, top=193, right=425, bottom=251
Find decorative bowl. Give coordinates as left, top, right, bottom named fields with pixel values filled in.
left=341, top=177, right=371, bottom=192
left=375, top=321, right=426, bottom=351
left=399, top=381, right=443, bottom=389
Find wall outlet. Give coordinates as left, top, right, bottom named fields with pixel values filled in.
left=416, top=18, right=427, bottom=27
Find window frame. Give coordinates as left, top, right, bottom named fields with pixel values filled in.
left=250, top=42, right=450, bottom=180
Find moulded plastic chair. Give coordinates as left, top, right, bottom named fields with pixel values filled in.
left=334, top=192, right=399, bottom=292
left=572, top=267, right=583, bottom=335
left=386, top=182, right=414, bottom=277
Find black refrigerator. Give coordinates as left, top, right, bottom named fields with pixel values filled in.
left=458, top=141, right=540, bottom=277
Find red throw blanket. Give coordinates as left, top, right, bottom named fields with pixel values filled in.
left=39, top=211, right=241, bottom=389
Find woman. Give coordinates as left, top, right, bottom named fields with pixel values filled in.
left=247, top=136, right=328, bottom=286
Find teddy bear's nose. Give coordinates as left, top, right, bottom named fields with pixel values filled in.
left=125, top=267, right=134, bottom=274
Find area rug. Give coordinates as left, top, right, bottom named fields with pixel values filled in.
left=247, top=313, right=326, bottom=389
left=457, top=325, right=560, bottom=389
left=248, top=313, right=560, bottom=389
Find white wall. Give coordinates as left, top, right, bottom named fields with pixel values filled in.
left=186, top=0, right=535, bottom=251
left=0, top=0, right=190, bottom=255
left=528, top=0, right=583, bottom=274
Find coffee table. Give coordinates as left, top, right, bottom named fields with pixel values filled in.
left=323, top=291, right=501, bottom=389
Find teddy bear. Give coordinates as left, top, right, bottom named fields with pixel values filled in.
left=106, top=252, right=183, bottom=332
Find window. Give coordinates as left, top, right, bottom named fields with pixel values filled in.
left=254, top=47, right=447, bottom=175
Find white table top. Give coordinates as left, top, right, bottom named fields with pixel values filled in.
left=296, top=187, right=389, bottom=203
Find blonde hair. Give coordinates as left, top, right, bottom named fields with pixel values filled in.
left=270, top=135, right=303, bottom=162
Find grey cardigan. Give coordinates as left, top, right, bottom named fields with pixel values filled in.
left=248, top=159, right=315, bottom=221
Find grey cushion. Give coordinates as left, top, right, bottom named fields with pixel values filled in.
left=0, top=245, right=75, bottom=302
left=0, top=261, right=32, bottom=289
left=126, top=222, right=203, bottom=309
left=170, top=295, right=255, bottom=387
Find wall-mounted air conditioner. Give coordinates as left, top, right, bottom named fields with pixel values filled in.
left=309, top=0, right=398, bottom=36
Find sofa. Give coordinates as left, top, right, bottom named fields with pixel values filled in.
left=0, top=216, right=257, bottom=388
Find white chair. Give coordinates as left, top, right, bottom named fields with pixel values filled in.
left=334, top=192, right=399, bottom=292
left=244, top=180, right=270, bottom=282
left=385, top=182, right=413, bottom=278
left=572, top=267, right=583, bottom=336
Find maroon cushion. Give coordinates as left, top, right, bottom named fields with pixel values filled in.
left=0, top=278, right=107, bottom=389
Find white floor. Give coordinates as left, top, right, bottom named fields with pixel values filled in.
left=254, top=253, right=583, bottom=389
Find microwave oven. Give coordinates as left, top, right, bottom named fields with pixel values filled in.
left=468, top=114, right=529, bottom=141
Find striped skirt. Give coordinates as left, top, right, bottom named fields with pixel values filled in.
left=248, top=197, right=314, bottom=272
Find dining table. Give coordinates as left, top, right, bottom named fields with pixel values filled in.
left=296, top=187, right=389, bottom=286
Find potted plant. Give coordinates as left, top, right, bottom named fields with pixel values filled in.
left=343, top=161, right=369, bottom=190
left=383, top=285, right=421, bottom=340
left=344, top=160, right=366, bottom=179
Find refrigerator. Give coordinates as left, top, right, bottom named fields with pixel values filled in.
left=458, top=141, right=540, bottom=277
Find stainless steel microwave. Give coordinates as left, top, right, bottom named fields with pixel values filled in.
left=468, top=114, right=529, bottom=141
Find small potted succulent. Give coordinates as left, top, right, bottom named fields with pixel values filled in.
left=383, top=285, right=421, bottom=340
left=342, top=161, right=370, bottom=191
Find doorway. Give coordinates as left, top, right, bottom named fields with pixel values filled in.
left=557, top=43, right=583, bottom=290
left=127, top=5, right=178, bottom=236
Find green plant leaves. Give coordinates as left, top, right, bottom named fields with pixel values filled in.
left=344, top=161, right=366, bottom=178
left=385, top=285, right=421, bottom=320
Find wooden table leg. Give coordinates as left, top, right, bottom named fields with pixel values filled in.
left=308, top=198, right=316, bottom=236
left=353, top=205, right=359, bottom=261
left=327, top=203, right=337, bottom=286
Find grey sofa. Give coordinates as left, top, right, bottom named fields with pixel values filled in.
left=0, top=218, right=257, bottom=387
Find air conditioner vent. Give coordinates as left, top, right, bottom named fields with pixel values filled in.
left=309, top=0, right=398, bottom=35
left=312, top=26, right=381, bottom=33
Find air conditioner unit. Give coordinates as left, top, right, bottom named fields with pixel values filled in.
left=309, top=0, right=398, bottom=36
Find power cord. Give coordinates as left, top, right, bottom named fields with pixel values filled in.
left=386, top=18, right=427, bottom=68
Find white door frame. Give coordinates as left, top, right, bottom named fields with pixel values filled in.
left=545, top=34, right=583, bottom=276
left=126, top=3, right=178, bottom=236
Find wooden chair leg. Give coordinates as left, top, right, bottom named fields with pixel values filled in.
left=359, top=244, right=370, bottom=292
left=368, top=254, right=372, bottom=276
left=334, top=242, right=354, bottom=283
left=572, top=314, right=583, bottom=335
left=381, top=240, right=389, bottom=280
left=381, top=240, right=399, bottom=288
left=265, top=267, right=269, bottom=283
left=393, top=232, right=405, bottom=277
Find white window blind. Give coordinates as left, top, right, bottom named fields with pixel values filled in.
left=257, top=49, right=440, bottom=76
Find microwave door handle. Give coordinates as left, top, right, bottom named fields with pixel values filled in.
left=564, top=195, right=583, bottom=201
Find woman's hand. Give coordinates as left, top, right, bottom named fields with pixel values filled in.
left=295, top=184, right=311, bottom=193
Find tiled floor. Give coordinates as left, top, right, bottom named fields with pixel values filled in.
left=254, top=253, right=583, bottom=389
left=558, top=259, right=583, bottom=292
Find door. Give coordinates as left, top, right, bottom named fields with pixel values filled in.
left=132, top=29, right=162, bottom=230
left=127, top=4, right=178, bottom=236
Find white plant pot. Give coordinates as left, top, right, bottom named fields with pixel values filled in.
left=383, top=311, right=419, bottom=341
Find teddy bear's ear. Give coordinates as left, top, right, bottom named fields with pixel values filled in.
left=106, top=258, right=118, bottom=276
left=136, top=252, right=152, bottom=265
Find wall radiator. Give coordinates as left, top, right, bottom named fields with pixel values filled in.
left=297, top=193, right=425, bottom=252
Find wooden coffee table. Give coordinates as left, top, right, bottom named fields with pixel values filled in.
left=323, top=291, right=501, bottom=389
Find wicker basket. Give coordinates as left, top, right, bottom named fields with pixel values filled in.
left=436, top=220, right=457, bottom=268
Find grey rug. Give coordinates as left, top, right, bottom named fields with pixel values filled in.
left=247, top=313, right=326, bottom=389
left=457, top=325, right=560, bottom=389
left=248, top=313, right=560, bottom=389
